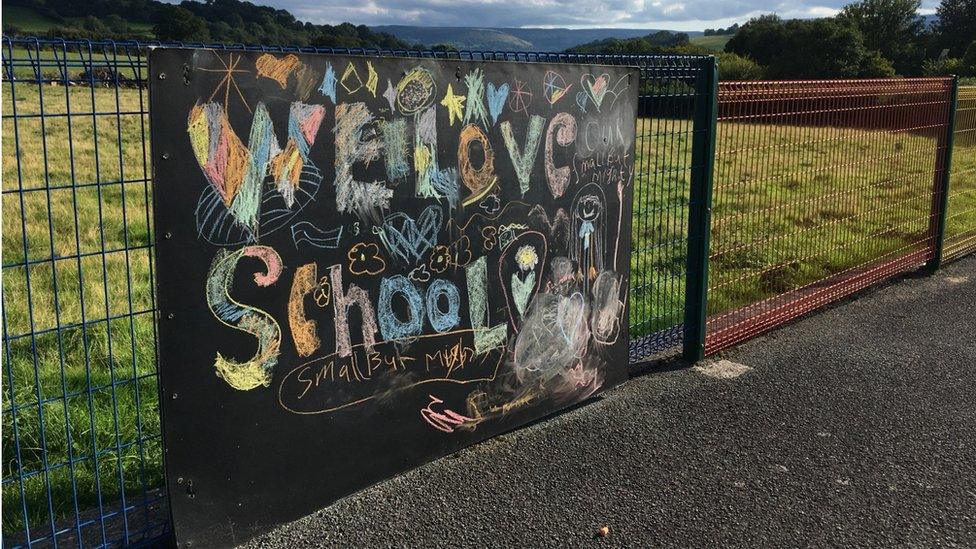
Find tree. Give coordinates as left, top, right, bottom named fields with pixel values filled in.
left=724, top=15, right=789, bottom=67
left=565, top=30, right=689, bottom=54
left=964, top=41, right=976, bottom=74
left=726, top=16, right=895, bottom=78
left=933, top=0, right=976, bottom=57
left=153, top=5, right=209, bottom=42
left=717, top=52, right=765, bottom=80
left=839, top=0, right=925, bottom=74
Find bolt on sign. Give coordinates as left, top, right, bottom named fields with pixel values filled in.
left=149, top=48, right=639, bottom=547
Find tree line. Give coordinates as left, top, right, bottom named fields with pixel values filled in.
left=703, top=24, right=739, bottom=36
left=726, top=0, right=974, bottom=78
left=564, top=0, right=974, bottom=80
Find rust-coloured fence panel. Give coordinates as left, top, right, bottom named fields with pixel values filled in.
left=705, top=78, right=955, bottom=354
left=944, top=86, right=976, bottom=261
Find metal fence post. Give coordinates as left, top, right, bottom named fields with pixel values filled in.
left=926, top=75, right=959, bottom=273
left=682, top=57, right=718, bottom=362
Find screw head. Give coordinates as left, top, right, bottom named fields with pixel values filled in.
left=171, top=392, right=179, bottom=400
left=167, top=312, right=175, bottom=319
left=158, top=73, right=166, bottom=80
left=161, top=152, right=170, bottom=160
left=164, top=232, right=172, bottom=239
left=177, top=477, right=184, bottom=484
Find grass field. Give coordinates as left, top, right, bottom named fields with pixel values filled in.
left=944, top=88, right=976, bottom=259
left=2, top=83, right=161, bottom=536
left=4, top=46, right=148, bottom=82
left=3, top=6, right=155, bottom=38
left=4, top=6, right=63, bottom=34
left=707, top=121, right=945, bottom=316
left=690, top=34, right=733, bottom=51
left=2, top=81, right=975, bottom=537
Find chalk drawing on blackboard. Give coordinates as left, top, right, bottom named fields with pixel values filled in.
left=544, top=112, right=578, bottom=198
left=408, top=264, right=432, bottom=283
left=581, top=73, right=611, bottom=110
left=543, top=70, right=572, bottom=105
left=319, top=62, right=337, bottom=104
left=571, top=183, right=607, bottom=293
left=479, top=192, right=501, bottom=215
left=428, top=245, right=451, bottom=273
left=290, top=222, right=342, bottom=250
left=339, top=62, right=364, bottom=94
left=346, top=242, right=386, bottom=276
left=396, top=67, right=437, bottom=115
left=334, top=102, right=391, bottom=221
left=205, top=245, right=283, bottom=390
left=580, top=73, right=632, bottom=113
left=194, top=51, right=251, bottom=114
left=486, top=82, right=509, bottom=125
left=287, top=262, right=321, bottom=358
left=365, top=61, right=379, bottom=97
left=421, top=394, right=475, bottom=433
left=501, top=236, right=545, bottom=325
left=440, top=83, right=466, bottom=126
left=458, top=124, right=498, bottom=207
left=575, top=90, right=589, bottom=113
left=382, top=79, right=397, bottom=111
left=151, top=49, right=638, bottom=547
left=276, top=328, right=507, bottom=415
left=189, top=100, right=324, bottom=245
left=462, top=68, right=489, bottom=127
left=377, top=205, right=443, bottom=265
left=500, top=115, right=545, bottom=196
left=255, top=53, right=300, bottom=88
left=508, top=78, right=533, bottom=115
left=591, top=270, right=626, bottom=345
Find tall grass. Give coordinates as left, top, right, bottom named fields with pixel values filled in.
left=708, top=121, right=941, bottom=317
left=2, top=82, right=162, bottom=537
left=944, top=87, right=976, bottom=259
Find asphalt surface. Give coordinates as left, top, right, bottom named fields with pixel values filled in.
left=245, top=255, right=976, bottom=548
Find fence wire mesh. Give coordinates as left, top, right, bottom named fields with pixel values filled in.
left=705, top=78, right=955, bottom=354
left=1, top=36, right=707, bottom=546
left=944, top=86, right=976, bottom=261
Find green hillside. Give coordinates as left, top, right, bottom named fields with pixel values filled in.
left=691, top=34, right=733, bottom=51
left=3, top=5, right=62, bottom=32
left=3, top=5, right=156, bottom=38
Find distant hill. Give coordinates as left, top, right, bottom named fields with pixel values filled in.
left=2, top=1, right=412, bottom=49
left=372, top=25, right=702, bottom=52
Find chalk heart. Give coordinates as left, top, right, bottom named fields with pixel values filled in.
left=381, top=205, right=443, bottom=262
left=486, top=82, right=510, bottom=123
left=582, top=73, right=611, bottom=109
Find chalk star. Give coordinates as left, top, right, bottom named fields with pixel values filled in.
left=195, top=52, right=252, bottom=114
left=440, top=84, right=466, bottom=126
left=509, top=79, right=532, bottom=114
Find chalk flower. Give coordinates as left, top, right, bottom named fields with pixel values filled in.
left=347, top=242, right=385, bottom=276
left=515, top=245, right=539, bottom=272
left=429, top=245, right=451, bottom=273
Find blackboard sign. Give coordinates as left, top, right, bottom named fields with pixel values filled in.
left=149, top=48, right=638, bottom=547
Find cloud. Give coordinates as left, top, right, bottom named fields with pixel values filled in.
left=248, top=0, right=939, bottom=29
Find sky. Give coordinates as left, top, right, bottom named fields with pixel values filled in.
left=255, top=0, right=939, bottom=31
